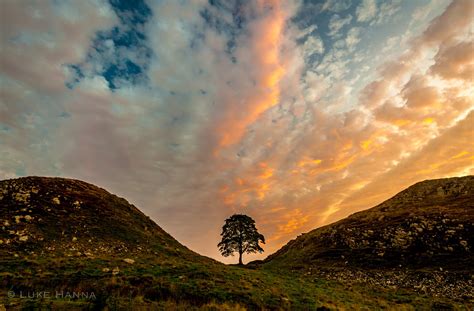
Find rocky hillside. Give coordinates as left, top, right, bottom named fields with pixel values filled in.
left=263, top=176, right=474, bottom=271
left=0, top=176, right=204, bottom=262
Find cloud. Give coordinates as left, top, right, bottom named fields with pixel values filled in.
left=321, top=0, right=352, bottom=13
left=345, top=27, right=361, bottom=50
left=0, top=1, right=116, bottom=93
left=303, top=35, right=325, bottom=58
left=0, top=0, right=117, bottom=178
left=328, top=14, right=352, bottom=37
left=371, top=0, right=401, bottom=25
left=430, top=40, right=474, bottom=80
left=356, top=0, right=377, bottom=22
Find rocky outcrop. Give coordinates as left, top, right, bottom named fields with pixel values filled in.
left=308, top=268, right=473, bottom=300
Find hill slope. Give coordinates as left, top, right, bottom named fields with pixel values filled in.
left=263, top=176, right=473, bottom=271
left=0, top=176, right=202, bottom=262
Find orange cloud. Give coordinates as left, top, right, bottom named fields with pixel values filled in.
left=259, top=166, right=274, bottom=179
left=221, top=163, right=275, bottom=206
left=297, top=157, right=323, bottom=167
left=430, top=41, right=474, bottom=80
left=216, top=0, right=287, bottom=149
left=451, top=151, right=469, bottom=159
left=267, top=208, right=310, bottom=243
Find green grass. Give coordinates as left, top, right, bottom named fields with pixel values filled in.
left=2, top=256, right=472, bottom=310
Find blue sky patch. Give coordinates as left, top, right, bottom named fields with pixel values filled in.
left=66, top=0, right=152, bottom=90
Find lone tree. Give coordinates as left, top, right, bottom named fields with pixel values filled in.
left=218, top=214, right=265, bottom=265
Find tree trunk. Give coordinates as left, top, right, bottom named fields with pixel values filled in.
left=238, top=227, right=243, bottom=265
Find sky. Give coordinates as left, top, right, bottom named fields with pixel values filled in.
left=0, top=0, right=473, bottom=264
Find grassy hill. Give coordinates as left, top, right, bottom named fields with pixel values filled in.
left=262, top=176, right=473, bottom=269
left=1, top=176, right=473, bottom=310
left=260, top=176, right=474, bottom=301
left=0, top=176, right=205, bottom=263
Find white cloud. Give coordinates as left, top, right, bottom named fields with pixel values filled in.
left=371, top=0, right=402, bottom=25
left=356, top=0, right=377, bottom=22
left=345, top=27, right=361, bottom=50
left=297, top=24, right=318, bottom=39
left=322, top=0, right=352, bottom=13
left=328, top=14, right=353, bottom=37
left=303, top=35, right=325, bottom=59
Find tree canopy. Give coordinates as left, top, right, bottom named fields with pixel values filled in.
left=217, top=214, right=265, bottom=265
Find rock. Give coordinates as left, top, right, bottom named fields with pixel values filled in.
left=112, top=267, right=120, bottom=275
left=123, top=258, right=135, bottom=264
left=19, top=236, right=28, bottom=242
left=14, top=191, right=30, bottom=203
left=436, top=187, right=445, bottom=196
left=72, top=237, right=77, bottom=242
left=52, top=197, right=60, bottom=205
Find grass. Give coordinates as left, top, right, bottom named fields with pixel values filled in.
left=2, top=255, right=472, bottom=310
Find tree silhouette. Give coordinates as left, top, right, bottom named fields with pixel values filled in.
left=218, top=214, right=265, bottom=265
